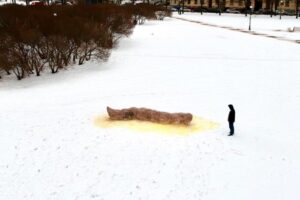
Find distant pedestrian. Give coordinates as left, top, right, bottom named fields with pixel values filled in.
left=177, top=6, right=182, bottom=15
left=228, top=104, right=235, bottom=136
left=133, top=19, right=137, bottom=25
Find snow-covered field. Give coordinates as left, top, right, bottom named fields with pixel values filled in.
left=1, top=14, right=300, bottom=200
left=174, top=12, right=300, bottom=41
left=0, top=0, right=26, bottom=5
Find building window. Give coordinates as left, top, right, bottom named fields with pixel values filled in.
left=230, top=0, right=233, bottom=5
left=285, top=0, right=289, bottom=7
left=238, top=0, right=243, bottom=6
left=187, top=0, right=191, bottom=4
left=194, top=0, right=197, bottom=4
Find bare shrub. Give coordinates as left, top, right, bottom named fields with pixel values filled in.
left=0, top=4, right=166, bottom=81
left=0, top=36, right=13, bottom=78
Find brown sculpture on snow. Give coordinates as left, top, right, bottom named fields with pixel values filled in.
left=107, top=106, right=193, bottom=125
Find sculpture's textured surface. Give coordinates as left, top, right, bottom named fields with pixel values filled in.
left=107, top=107, right=193, bottom=125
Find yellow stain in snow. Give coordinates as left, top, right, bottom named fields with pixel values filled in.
left=94, top=115, right=219, bottom=135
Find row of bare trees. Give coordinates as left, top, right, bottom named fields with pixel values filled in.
left=0, top=4, right=170, bottom=80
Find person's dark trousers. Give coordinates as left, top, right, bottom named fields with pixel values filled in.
left=229, top=122, right=234, bottom=135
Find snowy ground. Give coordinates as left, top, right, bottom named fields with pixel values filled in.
left=174, top=12, right=300, bottom=41
left=0, top=0, right=26, bottom=5
left=1, top=14, right=300, bottom=200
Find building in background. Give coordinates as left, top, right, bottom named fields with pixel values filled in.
left=169, top=0, right=299, bottom=14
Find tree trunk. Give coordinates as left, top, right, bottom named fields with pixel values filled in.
left=79, top=57, right=85, bottom=65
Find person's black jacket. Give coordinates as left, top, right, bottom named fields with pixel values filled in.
left=228, top=105, right=235, bottom=123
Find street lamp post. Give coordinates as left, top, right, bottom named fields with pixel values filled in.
left=249, top=5, right=252, bottom=31
left=280, top=0, right=284, bottom=20
left=245, top=0, right=248, bottom=17
left=296, top=0, right=299, bottom=19
left=200, top=0, right=203, bottom=15
left=218, top=0, right=222, bottom=16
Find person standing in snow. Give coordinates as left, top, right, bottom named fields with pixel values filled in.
left=228, top=104, right=235, bottom=136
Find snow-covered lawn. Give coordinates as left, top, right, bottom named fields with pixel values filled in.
left=174, top=12, right=300, bottom=41
left=1, top=15, right=300, bottom=200
left=0, top=0, right=26, bottom=5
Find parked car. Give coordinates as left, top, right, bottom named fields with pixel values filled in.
left=30, top=0, right=45, bottom=5
left=174, top=7, right=192, bottom=12
left=205, top=7, right=222, bottom=13
left=282, top=9, right=296, bottom=16
left=51, top=0, right=73, bottom=5
left=191, top=7, right=207, bottom=13
left=254, top=8, right=277, bottom=15
left=183, top=7, right=192, bottom=12
left=134, top=0, right=143, bottom=4
left=171, top=7, right=177, bottom=12
left=120, top=0, right=132, bottom=4
left=225, top=9, right=240, bottom=14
